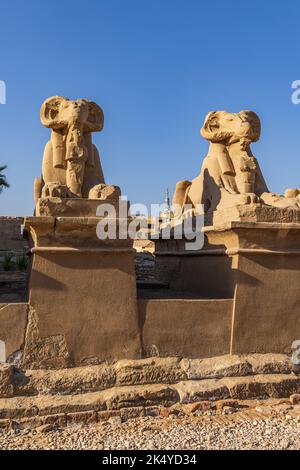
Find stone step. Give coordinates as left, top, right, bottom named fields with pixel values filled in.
left=0, top=384, right=179, bottom=420
left=0, top=353, right=293, bottom=398
left=0, top=374, right=300, bottom=425
left=176, top=375, right=300, bottom=402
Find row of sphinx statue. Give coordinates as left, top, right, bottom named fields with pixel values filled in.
left=34, top=96, right=300, bottom=216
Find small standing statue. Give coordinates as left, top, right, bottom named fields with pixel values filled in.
left=34, top=96, right=119, bottom=204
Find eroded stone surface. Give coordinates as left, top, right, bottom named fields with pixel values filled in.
left=0, top=365, right=14, bottom=398
left=88, top=184, right=120, bottom=201
left=0, top=392, right=104, bottom=420
left=115, top=357, right=186, bottom=386
left=21, top=307, right=71, bottom=370
left=0, top=384, right=179, bottom=419
left=14, top=364, right=116, bottom=396
left=247, top=354, right=292, bottom=375
left=175, top=379, right=230, bottom=403
left=222, top=374, right=300, bottom=400
left=180, top=355, right=252, bottom=379
left=1, top=354, right=293, bottom=399
left=0, top=373, right=300, bottom=424
left=103, top=384, right=179, bottom=410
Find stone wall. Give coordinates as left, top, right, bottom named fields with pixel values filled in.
left=0, top=217, right=27, bottom=255
left=0, top=217, right=29, bottom=303
left=139, top=298, right=233, bottom=358
left=134, top=252, right=155, bottom=282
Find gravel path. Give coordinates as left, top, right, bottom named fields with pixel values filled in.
left=1, top=401, right=300, bottom=450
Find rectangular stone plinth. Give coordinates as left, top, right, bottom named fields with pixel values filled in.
left=230, top=251, right=300, bottom=355
left=25, top=216, right=132, bottom=250
left=154, top=208, right=300, bottom=356
left=204, top=220, right=300, bottom=254
left=35, top=197, right=128, bottom=217
left=23, top=216, right=141, bottom=368
left=206, top=203, right=300, bottom=226
left=204, top=219, right=300, bottom=355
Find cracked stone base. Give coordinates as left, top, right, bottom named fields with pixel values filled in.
left=0, top=354, right=298, bottom=428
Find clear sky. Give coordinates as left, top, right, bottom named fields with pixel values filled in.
left=0, top=0, right=300, bottom=215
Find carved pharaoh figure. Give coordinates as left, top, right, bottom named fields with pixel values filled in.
left=34, top=96, right=119, bottom=204
left=173, top=110, right=300, bottom=216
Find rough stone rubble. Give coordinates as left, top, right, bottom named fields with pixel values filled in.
left=1, top=398, right=300, bottom=450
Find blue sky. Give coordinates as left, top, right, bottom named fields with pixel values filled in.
left=0, top=0, right=300, bottom=215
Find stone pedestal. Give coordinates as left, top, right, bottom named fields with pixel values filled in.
left=154, top=237, right=234, bottom=299
left=205, top=216, right=300, bottom=355
left=23, top=209, right=141, bottom=369
left=154, top=204, right=300, bottom=355
left=35, top=197, right=123, bottom=217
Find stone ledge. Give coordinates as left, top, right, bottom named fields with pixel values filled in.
left=5, top=353, right=293, bottom=398
left=0, top=384, right=179, bottom=420
left=222, top=375, right=300, bottom=400
left=35, top=198, right=123, bottom=218
left=0, top=374, right=300, bottom=426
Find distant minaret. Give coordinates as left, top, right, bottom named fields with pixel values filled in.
left=165, top=188, right=171, bottom=212
left=160, top=188, right=173, bottom=224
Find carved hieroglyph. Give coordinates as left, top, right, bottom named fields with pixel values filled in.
left=173, top=110, right=300, bottom=215
left=34, top=96, right=118, bottom=203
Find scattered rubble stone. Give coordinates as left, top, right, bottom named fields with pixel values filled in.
left=1, top=399, right=300, bottom=450
left=290, top=394, right=300, bottom=405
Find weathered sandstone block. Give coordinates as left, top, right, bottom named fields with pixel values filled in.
left=180, top=355, right=252, bottom=379
left=0, top=365, right=14, bottom=398
left=114, top=357, right=186, bottom=386
left=175, top=379, right=230, bottom=403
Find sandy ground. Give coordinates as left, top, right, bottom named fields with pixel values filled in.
left=1, top=399, right=300, bottom=450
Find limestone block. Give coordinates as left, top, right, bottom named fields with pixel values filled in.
left=175, top=379, right=230, bottom=403
left=180, top=355, right=252, bottom=379
left=88, top=184, right=121, bottom=201
left=0, top=392, right=104, bottom=419
left=0, top=303, right=28, bottom=360
left=0, top=365, right=14, bottom=398
left=222, top=375, right=300, bottom=400
left=41, top=183, right=70, bottom=199
left=209, top=203, right=300, bottom=226
left=101, top=384, right=180, bottom=410
left=66, top=410, right=98, bottom=426
left=247, top=354, right=292, bottom=375
left=14, top=364, right=116, bottom=396
left=35, top=198, right=123, bottom=217
left=114, top=357, right=186, bottom=386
